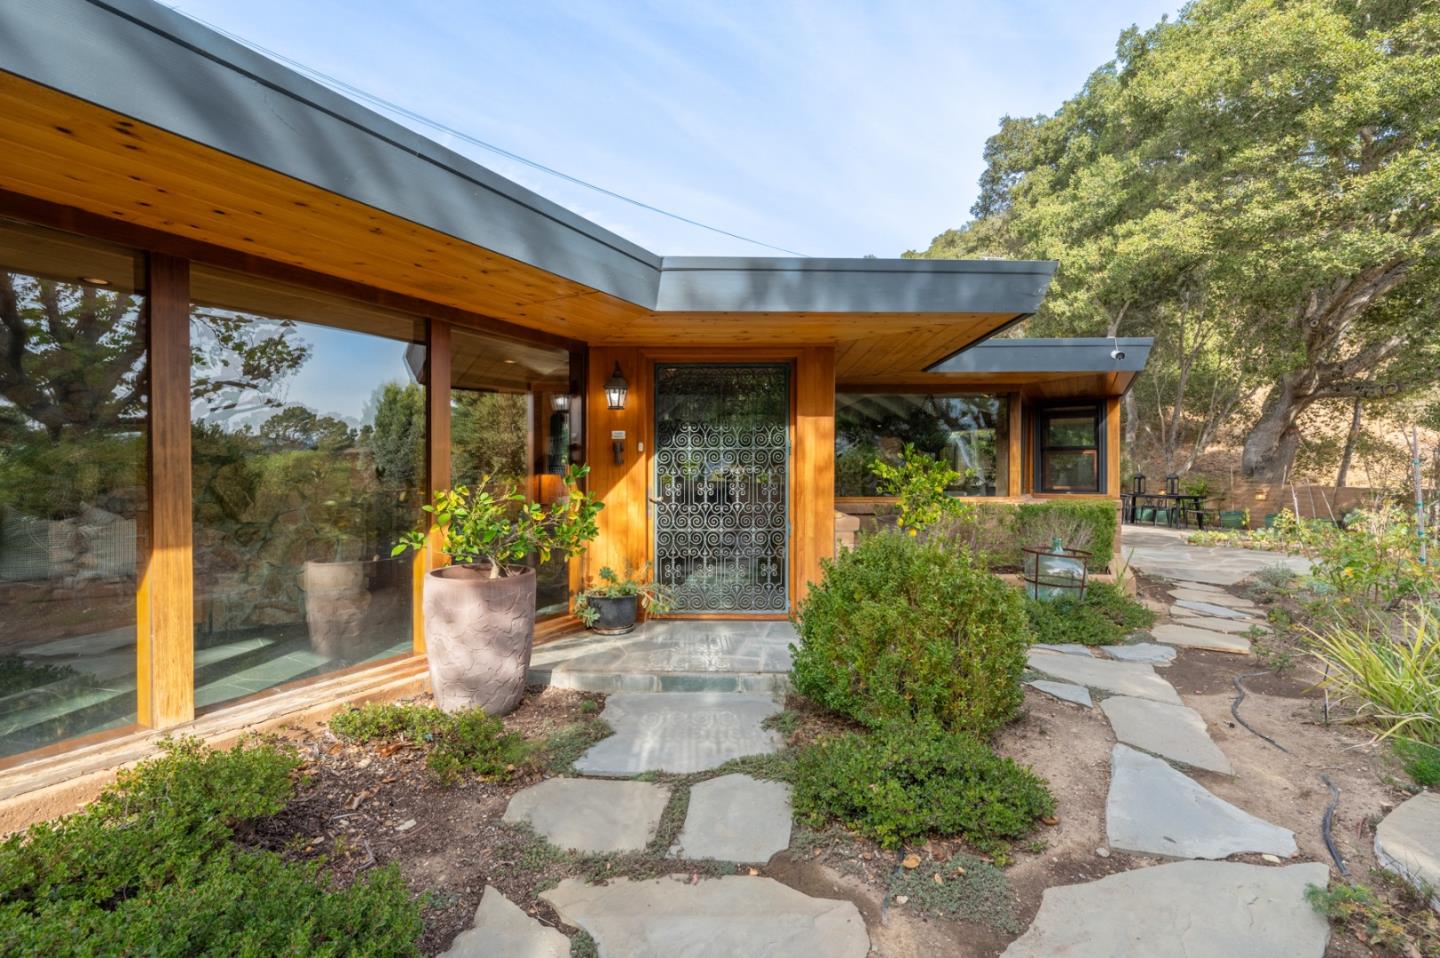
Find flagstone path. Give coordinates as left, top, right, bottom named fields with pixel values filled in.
left=449, top=528, right=1332, bottom=956
left=1375, top=792, right=1440, bottom=912
left=1001, top=861, right=1331, bottom=957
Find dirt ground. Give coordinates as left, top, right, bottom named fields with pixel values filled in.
left=236, top=572, right=1422, bottom=957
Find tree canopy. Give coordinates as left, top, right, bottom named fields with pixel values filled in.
left=912, top=0, right=1440, bottom=481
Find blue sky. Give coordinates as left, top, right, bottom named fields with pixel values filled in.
left=164, top=1, right=1180, bottom=259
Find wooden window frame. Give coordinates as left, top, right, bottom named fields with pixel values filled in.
left=1035, top=403, right=1105, bottom=494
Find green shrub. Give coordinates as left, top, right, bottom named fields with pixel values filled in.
left=1025, top=580, right=1156, bottom=647
left=792, top=725, right=1055, bottom=850
left=0, top=738, right=422, bottom=957
left=1394, top=738, right=1440, bottom=787
left=1012, top=500, right=1117, bottom=572
left=330, top=701, right=532, bottom=784
left=792, top=531, right=1028, bottom=736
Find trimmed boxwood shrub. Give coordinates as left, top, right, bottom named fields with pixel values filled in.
left=792, top=531, right=1028, bottom=736
left=793, top=724, right=1055, bottom=850
left=0, top=738, right=422, bottom=957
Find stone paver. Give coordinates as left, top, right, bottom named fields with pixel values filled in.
left=1169, top=588, right=1256, bottom=609
left=1101, top=643, right=1176, bottom=665
left=1170, top=580, right=1224, bottom=593
left=503, top=778, right=670, bottom=853
left=1033, top=643, right=1095, bottom=656
left=1173, top=599, right=1259, bottom=621
left=1375, top=792, right=1440, bottom=911
left=440, top=886, right=568, bottom=958
left=542, top=875, right=869, bottom=958
left=1026, top=679, right=1093, bottom=708
left=1152, top=622, right=1252, bottom=654
left=1101, top=696, right=1233, bottom=774
left=671, top=774, right=792, bottom=863
left=1026, top=650, right=1182, bottom=705
left=1170, top=614, right=1260, bottom=635
left=1001, top=860, right=1331, bottom=957
left=528, top=620, right=795, bottom=693
left=1123, top=526, right=1310, bottom=586
left=1106, top=746, right=1295, bottom=859
left=574, top=692, right=783, bottom=775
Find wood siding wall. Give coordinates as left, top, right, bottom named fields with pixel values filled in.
left=584, top=347, right=837, bottom=614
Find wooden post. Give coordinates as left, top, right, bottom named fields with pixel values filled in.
left=793, top=347, right=836, bottom=606
left=1105, top=396, right=1122, bottom=496
left=1007, top=392, right=1023, bottom=497
left=414, top=320, right=451, bottom=655
left=136, top=254, right=194, bottom=728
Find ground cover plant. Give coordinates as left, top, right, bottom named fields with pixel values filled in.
left=1307, top=876, right=1440, bottom=957
left=0, top=738, right=422, bottom=957
left=791, top=530, right=1028, bottom=736
left=330, top=701, right=533, bottom=784
left=1024, top=580, right=1155, bottom=647
left=791, top=723, right=1055, bottom=853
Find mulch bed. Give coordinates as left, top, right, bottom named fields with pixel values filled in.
left=234, top=686, right=603, bottom=955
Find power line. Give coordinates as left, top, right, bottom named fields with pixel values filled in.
left=164, top=5, right=810, bottom=257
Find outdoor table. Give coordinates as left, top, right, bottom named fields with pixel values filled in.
left=1123, top=492, right=1209, bottom=528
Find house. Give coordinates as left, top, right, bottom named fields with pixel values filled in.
left=0, top=0, right=1150, bottom=813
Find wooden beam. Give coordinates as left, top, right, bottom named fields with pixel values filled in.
left=136, top=253, right=193, bottom=728
left=1007, top=392, right=1023, bottom=497
left=1105, top=396, right=1122, bottom=496
left=794, top=347, right=836, bottom=607
left=414, top=320, right=452, bottom=655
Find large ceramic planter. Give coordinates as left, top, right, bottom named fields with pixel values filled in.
left=586, top=595, right=639, bottom=635
left=301, top=558, right=406, bottom=659
left=301, top=559, right=369, bottom=658
left=423, top=564, right=536, bottom=715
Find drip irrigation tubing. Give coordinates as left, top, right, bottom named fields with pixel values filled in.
left=1231, top=671, right=1288, bottom=752
left=1320, top=774, right=1348, bottom=877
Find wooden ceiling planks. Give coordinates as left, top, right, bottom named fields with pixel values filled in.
left=0, top=72, right=1022, bottom=376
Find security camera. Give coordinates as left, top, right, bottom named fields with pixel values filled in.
left=1110, top=347, right=1126, bottom=361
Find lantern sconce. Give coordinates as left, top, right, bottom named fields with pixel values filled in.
left=604, top=363, right=628, bottom=411
left=551, top=392, right=571, bottom=412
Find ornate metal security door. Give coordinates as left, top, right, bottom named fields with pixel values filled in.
left=652, top=364, right=789, bottom=613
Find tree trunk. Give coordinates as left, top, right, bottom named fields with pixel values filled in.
left=1334, top=398, right=1363, bottom=489
left=1240, top=380, right=1307, bottom=481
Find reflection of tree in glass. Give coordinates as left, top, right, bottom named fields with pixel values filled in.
left=189, top=310, right=310, bottom=421
left=452, top=391, right=528, bottom=487
left=836, top=395, right=1003, bottom=497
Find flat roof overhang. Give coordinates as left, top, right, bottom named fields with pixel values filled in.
left=0, top=0, right=1055, bottom=381
left=861, top=337, right=1156, bottom=397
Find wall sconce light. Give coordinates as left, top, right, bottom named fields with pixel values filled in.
left=604, top=362, right=628, bottom=411
left=551, top=393, right=571, bottom=412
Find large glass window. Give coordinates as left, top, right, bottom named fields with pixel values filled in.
left=189, top=267, right=425, bottom=711
left=835, top=393, right=1008, bottom=497
left=0, top=220, right=146, bottom=759
left=450, top=328, right=576, bottom=618
left=1038, top=405, right=1101, bottom=493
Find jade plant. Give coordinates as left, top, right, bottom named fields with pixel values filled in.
left=392, top=464, right=603, bottom=577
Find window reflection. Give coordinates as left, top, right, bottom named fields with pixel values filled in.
left=0, top=221, right=146, bottom=758
left=449, top=328, right=575, bottom=618
left=189, top=267, right=424, bottom=710
left=835, top=393, right=1008, bottom=497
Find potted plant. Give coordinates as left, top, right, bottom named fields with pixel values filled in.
left=393, top=465, right=602, bottom=715
left=297, top=484, right=372, bottom=659
left=575, top=562, right=672, bottom=635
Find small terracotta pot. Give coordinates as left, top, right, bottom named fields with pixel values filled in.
left=422, top=564, right=536, bottom=715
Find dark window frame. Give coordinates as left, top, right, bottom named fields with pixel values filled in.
left=1035, top=403, right=1105, bottom=494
